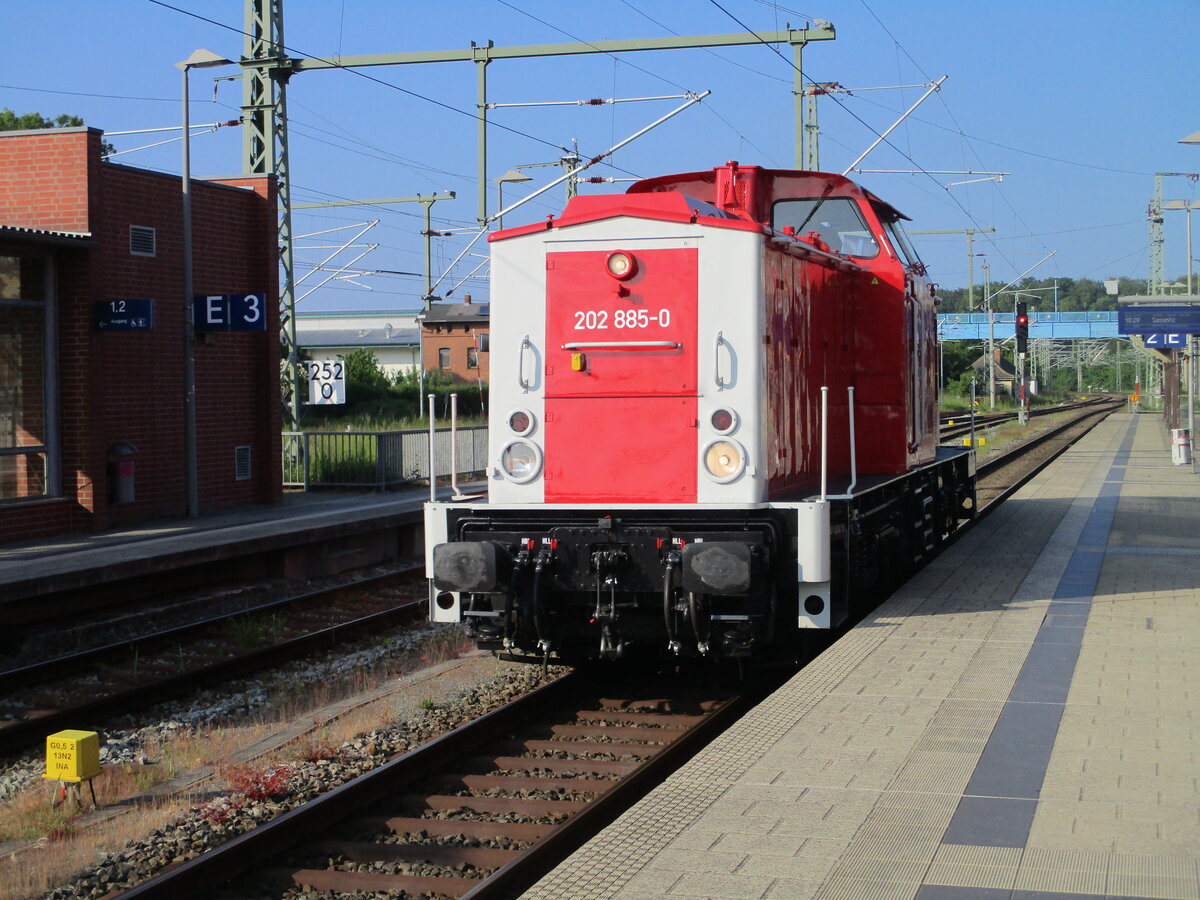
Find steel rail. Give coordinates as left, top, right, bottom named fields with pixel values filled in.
left=975, top=401, right=1124, bottom=510
left=0, top=582, right=426, bottom=757
left=112, top=671, right=755, bottom=899
left=0, top=566, right=420, bottom=693
left=938, top=396, right=1113, bottom=442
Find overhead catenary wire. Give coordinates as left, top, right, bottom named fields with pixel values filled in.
left=428, top=90, right=711, bottom=296
left=144, top=0, right=643, bottom=180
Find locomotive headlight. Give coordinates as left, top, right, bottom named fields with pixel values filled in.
left=499, top=439, right=543, bottom=483
left=703, top=439, right=746, bottom=482
left=605, top=250, right=638, bottom=280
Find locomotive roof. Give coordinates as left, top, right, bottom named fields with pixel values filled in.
left=627, top=165, right=911, bottom=224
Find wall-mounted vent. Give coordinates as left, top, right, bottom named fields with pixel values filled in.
left=234, top=445, right=252, bottom=481
left=129, top=225, right=156, bottom=257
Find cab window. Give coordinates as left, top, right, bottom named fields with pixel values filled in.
left=772, top=197, right=880, bottom=259
left=881, top=217, right=922, bottom=268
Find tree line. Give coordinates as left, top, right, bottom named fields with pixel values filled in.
left=934, top=275, right=1155, bottom=314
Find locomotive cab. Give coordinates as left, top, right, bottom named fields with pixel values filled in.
left=426, top=163, right=975, bottom=666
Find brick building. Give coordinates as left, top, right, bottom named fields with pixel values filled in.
left=418, top=297, right=490, bottom=384
left=0, top=126, right=280, bottom=541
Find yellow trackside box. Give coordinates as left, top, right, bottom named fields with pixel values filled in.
left=43, top=730, right=101, bottom=782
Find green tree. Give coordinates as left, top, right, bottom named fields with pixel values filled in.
left=0, top=108, right=115, bottom=156
left=339, top=348, right=389, bottom=394
left=940, top=340, right=977, bottom=384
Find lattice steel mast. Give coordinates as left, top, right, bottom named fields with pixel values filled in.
left=243, top=0, right=836, bottom=425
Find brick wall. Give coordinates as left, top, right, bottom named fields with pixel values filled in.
left=0, top=128, right=280, bottom=541
left=421, top=324, right=491, bottom=383
left=0, top=127, right=92, bottom=233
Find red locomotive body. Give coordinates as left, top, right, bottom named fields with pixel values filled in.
left=630, top=163, right=940, bottom=488
left=425, top=163, right=974, bottom=665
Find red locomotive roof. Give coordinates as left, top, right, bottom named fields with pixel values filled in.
left=628, top=162, right=910, bottom=225
left=487, top=188, right=766, bottom=242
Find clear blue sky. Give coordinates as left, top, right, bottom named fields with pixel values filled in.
left=4, top=1, right=1199, bottom=312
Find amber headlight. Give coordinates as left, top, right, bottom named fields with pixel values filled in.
left=605, top=250, right=638, bottom=280
left=499, top=439, right=542, bottom=483
left=703, top=439, right=746, bottom=483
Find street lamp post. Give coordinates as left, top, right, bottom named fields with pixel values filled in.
left=493, top=169, right=533, bottom=230
left=982, top=261, right=995, bottom=408
left=1180, top=130, right=1200, bottom=473
left=177, top=49, right=235, bottom=518
left=1163, top=200, right=1200, bottom=295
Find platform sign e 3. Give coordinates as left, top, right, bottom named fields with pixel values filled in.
left=193, top=293, right=267, bottom=332
left=306, top=359, right=346, bottom=404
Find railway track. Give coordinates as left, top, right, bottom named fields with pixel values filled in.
left=937, top=396, right=1115, bottom=442
left=115, top=668, right=757, bottom=899
left=973, top=398, right=1125, bottom=509
left=0, top=568, right=426, bottom=757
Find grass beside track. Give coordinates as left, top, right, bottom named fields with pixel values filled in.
left=0, top=628, right=474, bottom=900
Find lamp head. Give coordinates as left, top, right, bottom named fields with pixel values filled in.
left=495, top=169, right=533, bottom=185
left=177, top=49, right=234, bottom=70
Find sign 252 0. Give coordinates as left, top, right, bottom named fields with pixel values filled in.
left=306, top=360, right=346, bottom=405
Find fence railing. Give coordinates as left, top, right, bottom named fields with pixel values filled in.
left=282, top=426, right=488, bottom=490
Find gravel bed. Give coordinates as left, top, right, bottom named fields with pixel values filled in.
left=0, top=622, right=446, bottom=806
left=39, top=661, right=566, bottom=899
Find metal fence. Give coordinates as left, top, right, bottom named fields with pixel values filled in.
left=282, top=425, right=488, bottom=490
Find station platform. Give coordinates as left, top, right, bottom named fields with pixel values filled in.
left=0, top=483, right=463, bottom=606
left=527, top=412, right=1200, bottom=900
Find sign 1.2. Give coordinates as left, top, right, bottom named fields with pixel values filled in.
left=306, top=360, right=346, bottom=405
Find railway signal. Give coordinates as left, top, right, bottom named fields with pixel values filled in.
left=1015, top=301, right=1029, bottom=355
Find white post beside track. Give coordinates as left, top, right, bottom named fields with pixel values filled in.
left=820, top=385, right=829, bottom=501
left=428, top=393, right=436, bottom=502
left=846, top=385, right=857, bottom=495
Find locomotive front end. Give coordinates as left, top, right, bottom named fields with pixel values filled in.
left=426, top=162, right=976, bottom=666
left=426, top=186, right=832, bottom=664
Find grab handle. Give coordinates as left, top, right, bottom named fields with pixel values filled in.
left=561, top=340, right=680, bottom=350
left=715, top=331, right=730, bottom=389
left=518, top=335, right=532, bottom=392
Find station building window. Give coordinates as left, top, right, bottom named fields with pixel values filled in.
left=0, top=251, right=57, bottom=502
left=467, top=346, right=478, bottom=369
left=438, top=347, right=451, bottom=369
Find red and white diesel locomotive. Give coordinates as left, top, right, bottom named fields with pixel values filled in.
left=426, top=162, right=975, bottom=664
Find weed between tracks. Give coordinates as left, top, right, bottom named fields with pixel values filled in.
left=0, top=625, right=475, bottom=900
left=954, top=408, right=1079, bottom=459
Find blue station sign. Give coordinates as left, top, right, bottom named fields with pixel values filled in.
left=95, top=299, right=154, bottom=331
left=193, top=293, right=267, bottom=332
left=1143, top=333, right=1188, bottom=348
left=1119, top=305, right=1200, bottom=335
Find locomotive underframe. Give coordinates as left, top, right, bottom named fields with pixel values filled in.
left=427, top=448, right=975, bottom=665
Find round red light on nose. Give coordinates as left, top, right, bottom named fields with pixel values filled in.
left=711, top=409, right=735, bottom=432
left=605, top=251, right=638, bottom=281
left=507, top=409, right=534, bottom=436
